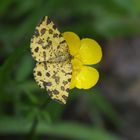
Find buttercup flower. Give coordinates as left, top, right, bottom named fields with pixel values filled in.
left=63, top=32, right=102, bottom=89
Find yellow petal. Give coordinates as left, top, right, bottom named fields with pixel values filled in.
left=70, top=58, right=83, bottom=89
left=70, top=72, right=76, bottom=89
left=77, top=38, right=102, bottom=65
left=75, top=66, right=99, bottom=89
left=63, top=32, right=81, bottom=56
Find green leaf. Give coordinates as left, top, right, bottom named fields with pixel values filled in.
left=16, top=54, right=33, bottom=82
left=0, top=45, right=28, bottom=89
left=0, top=0, right=13, bottom=16
left=89, top=89, right=122, bottom=127
left=0, top=118, right=122, bottom=140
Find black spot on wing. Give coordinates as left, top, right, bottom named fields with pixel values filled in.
left=53, top=90, right=59, bottom=95
left=43, top=51, right=46, bottom=60
left=57, top=45, right=60, bottom=49
left=47, top=90, right=53, bottom=97
left=46, top=72, right=50, bottom=77
left=49, top=29, right=53, bottom=34
left=52, top=75, right=60, bottom=84
left=66, top=88, right=69, bottom=92
left=53, top=98, right=64, bottom=104
left=37, top=71, right=42, bottom=76
left=53, top=24, right=56, bottom=30
left=38, top=39, right=43, bottom=44
left=59, top=34, right=63, bottom=38
left=62, top=95, right=67, bottom=101
left=53, top=33, right=58, bottom=38
left=68, top=78, right=71, bottom=82
left=41, top=28, right=46, bottom=35
left=43, top=61, right=47, bottom=70
left=60, top=40, right=66, bottom=44
left=41, top=80, right=52, bottom=87
left=47, top=40, right=52, bottom=46
left=61, top=86, right=65, bottom=91
left=65, top=72, right=72, bottom=76
left=46, top=17, right=51, bottom=25
left=34, top=47, right=39, bottom=52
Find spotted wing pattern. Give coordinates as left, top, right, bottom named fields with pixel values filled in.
left=30, top=16, right=72, bottom=104
left=30, top=16, right=69, bottom=62
left=33, top=61, right=72, bottom=104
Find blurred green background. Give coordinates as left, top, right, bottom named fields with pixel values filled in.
left=0, top=0, right=140, bottom=140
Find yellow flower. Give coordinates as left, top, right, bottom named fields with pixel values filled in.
left=63, top=32, right=102, bottom=89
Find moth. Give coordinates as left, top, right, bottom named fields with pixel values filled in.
left=30, top=16, right=72, bottom=104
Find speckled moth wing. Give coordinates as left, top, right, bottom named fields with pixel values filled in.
left=30, top=16, right=70, bottom=62
left=33, top=61, right=72, bottom=104
left=30, top=16, right=72, bottom=104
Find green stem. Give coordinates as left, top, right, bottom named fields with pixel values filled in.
left=27, top=116, right=38, bottom=140
left=26, top=98, right=51, bottom=140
